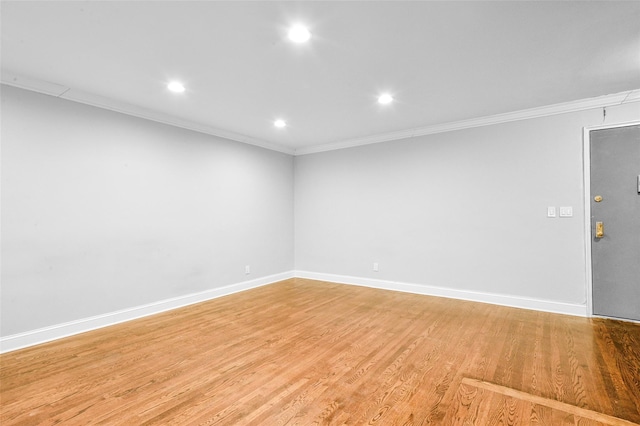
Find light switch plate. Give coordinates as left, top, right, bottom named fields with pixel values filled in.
left=559, top=206, right=573, bottom=217
left=547, top=206, right=556, bottom=218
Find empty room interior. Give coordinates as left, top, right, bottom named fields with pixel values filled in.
left=1, top=1, right=640, bottom=425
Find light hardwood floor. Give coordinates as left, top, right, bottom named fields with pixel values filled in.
left=1, top=278, right=639, bottom=425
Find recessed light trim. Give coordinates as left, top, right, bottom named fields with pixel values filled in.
left=167, top=81, right=185, bottom=93
left=288, top=24, right=311, bottom=43
left=274, top=119, right=287, bottom=128
left=378, top=93, right=393, bottom=104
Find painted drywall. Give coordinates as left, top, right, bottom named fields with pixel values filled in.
left=1, top=85, right=294, bottom=336
left=2, top=82, right=638, bottom=342
left=294, top=102, right=640, bottom=306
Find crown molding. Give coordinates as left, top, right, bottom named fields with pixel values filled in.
left=1, top=71, right=70, bottom=96
left=294, top=89, right=640, bottom=156
left=1, top=70, right=295, bottom=156
left=3, top=70, right=638, bottom=158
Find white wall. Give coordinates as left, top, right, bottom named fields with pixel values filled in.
left=294, top=102, right=640, bottom=308
left=1, top=85, right=294, bottom=336
left=2, top=82, right=638, bottom=344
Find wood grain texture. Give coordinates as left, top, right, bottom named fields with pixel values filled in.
left=447, top=378, right=639, bottom=426
left=1, top=278, right=639, bottom=425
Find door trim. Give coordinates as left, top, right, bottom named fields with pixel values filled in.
left=582, top=120, right=640, bottom=318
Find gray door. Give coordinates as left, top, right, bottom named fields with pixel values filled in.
left=590, top=124, right=640, bottom=321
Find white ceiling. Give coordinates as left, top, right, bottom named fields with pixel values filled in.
left=2, top=1, right=640, bottom=154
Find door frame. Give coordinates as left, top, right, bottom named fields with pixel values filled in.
left=582, top=120, right=640, bottom=318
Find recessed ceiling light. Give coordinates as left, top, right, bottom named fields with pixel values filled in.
left=167, top=81, right=185, bottom=93
left=274, top=119, right=287, bottom=128
left=288, top=24, right=311, bottom=43
left=378, top=93, right=393, bottom=104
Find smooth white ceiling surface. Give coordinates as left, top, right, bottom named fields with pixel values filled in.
left=2, top=1, right=640, bottom=154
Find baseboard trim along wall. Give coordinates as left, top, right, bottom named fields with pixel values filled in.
left=1, top=270, right=588, bottom=353
left=295, top=271, right=588, bottom=317
left=0, top=271, right=295, bottom=354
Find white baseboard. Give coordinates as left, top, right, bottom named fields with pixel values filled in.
left=295, top=271, right=587, bottom=317
left=1, top=270, right=588, bottom=353
left=0, top=271, right=295, bottom=354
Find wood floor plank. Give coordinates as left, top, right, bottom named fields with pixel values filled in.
left=1, top=278, right=639, bottom=425
left=454, top=378, right=636, bottom=426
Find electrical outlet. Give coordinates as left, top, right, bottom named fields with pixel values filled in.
left=373, top=262, right=379, bottom=272
left=547, top=206, right=556, bottom=218
left=245, top=265, right=251, bottom=275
